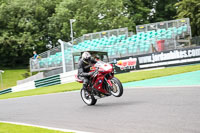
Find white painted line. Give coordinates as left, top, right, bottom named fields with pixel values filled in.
left=0, top=121, right=91, bottom=133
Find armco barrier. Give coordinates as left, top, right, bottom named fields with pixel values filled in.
left=0, top=70, right=77, bottom=95
left=35, top=75, right=61, bottom=88
left=60, top=70, right=77, bottom=84
left=0, top=88, right=12, bottom=95
left=12, top=81, right=35, bottom=93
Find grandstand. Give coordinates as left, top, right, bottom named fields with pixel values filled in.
left=29, top=18, right=192, bottom=77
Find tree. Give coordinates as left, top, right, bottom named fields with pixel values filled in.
left=175, top=0, right=200, bottom=36
left=149, top=0, right=179, bottom=22
left=48, top=0, right=133, bottom=43
left=124, top=0, right=180, bottom=29
left=124, top=0, right=151, bottom=27
left=1, top=0, right=194, bottom=68
left=0, top=0, right=60, bottom=67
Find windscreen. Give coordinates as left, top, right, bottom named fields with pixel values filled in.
left=94, top=61, right=106, bottom=67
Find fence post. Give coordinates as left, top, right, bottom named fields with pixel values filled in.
left=58, top=39, right=66, bottom=73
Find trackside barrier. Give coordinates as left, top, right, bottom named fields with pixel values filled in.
left=60, top=70, right=77, bottom=84
left=0, top=70, right=77, bottom=95
left=12, top=81, right=35, bottom=93
left=0, top=88, right=12, bottom=95
left=35, top=75, right=61, bottom=88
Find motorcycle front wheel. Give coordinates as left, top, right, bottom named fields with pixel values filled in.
left=80, top=89, right=97, bottom=106
left=110, top=77, right=123, bottom=97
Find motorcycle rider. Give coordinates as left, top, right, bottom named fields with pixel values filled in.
left=78, top=52, right=97, bottom=91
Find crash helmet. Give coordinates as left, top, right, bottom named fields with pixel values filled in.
left=82, top=52, right=91, bottom=64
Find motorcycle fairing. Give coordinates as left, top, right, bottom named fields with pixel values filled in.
left=93, top=74, right=108, bottom=94
left=106, top=79, right=113, bottom=87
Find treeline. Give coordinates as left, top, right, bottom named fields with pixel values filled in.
left=0, top=0, right=199, bottom=67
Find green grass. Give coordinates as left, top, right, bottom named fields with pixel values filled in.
left=0, top=69, right=29, bottom=90
left=0, top=122, right=71, bottom=133
left=0, top=64, right=200, bottom=100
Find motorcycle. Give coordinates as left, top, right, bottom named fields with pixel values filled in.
left=75, top=61, right=123, bottom=106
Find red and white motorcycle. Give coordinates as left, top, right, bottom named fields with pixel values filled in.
left=75, top=61, right=123, bottom=106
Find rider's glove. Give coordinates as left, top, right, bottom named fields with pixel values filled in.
left=88, top=71, right=95, bottom=76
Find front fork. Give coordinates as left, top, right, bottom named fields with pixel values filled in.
left=104, top=77, right=113, bottom=93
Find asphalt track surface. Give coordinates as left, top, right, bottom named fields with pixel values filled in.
left=0, top=86, right=200, bottom=133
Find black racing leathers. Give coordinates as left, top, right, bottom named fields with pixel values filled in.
left=78, top=58, right=97, bottom=77
left=78, top=58, right=97, bottom=89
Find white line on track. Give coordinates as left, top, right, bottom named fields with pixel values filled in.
left=0, top=121, right=91, bottom=133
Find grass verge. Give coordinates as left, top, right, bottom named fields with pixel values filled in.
left=0, top=69, right=29, bottom=90
left=0, top=122, right=71, bottom=133
left=0, top=64, right=200, bottom=100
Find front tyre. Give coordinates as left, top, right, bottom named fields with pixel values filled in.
left=110, top=77, right=123, bottom=97
left=80, top=89, right=97, bottom=106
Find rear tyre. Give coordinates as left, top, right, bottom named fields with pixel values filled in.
left=110, top=77, right=123, bottom=97
left=80, top=89, right=97, bottom=106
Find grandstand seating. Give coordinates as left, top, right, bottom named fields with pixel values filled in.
left=37, top=24, right=188, bottom=68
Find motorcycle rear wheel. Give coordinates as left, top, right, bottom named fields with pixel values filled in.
left=80, top=89, right=97, bottom=106
left=110, top=77, right=123, bottom=97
